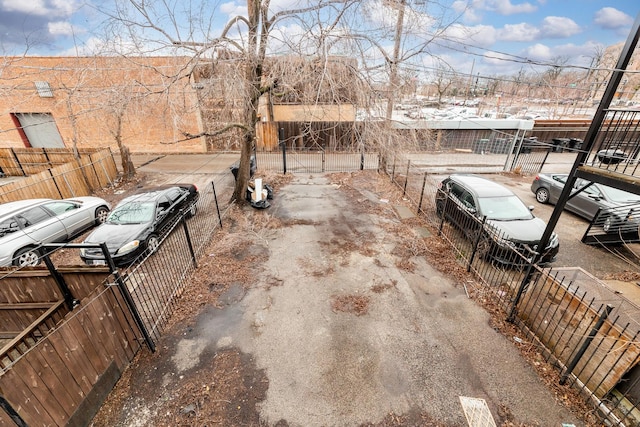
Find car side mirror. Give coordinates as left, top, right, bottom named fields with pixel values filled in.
left=529, top=205, right=535, bottom=211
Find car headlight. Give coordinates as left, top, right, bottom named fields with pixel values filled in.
left=116, top=240, right=140, bottom=255
left=80, top=248, right=86, bottom=256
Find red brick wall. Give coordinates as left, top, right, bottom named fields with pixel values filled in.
left=0, top=57, right=206, bottom=153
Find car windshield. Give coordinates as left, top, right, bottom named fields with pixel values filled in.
left=599, top=186, right=640, bottom=203
left=107, top=201, right=155, bottom=224
left=477, top=195, right=533, bottom=221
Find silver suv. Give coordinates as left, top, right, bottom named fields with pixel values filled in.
left=0, top=197, right=110, bottom=267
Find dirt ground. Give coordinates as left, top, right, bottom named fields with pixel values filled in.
left=90, top=170, right=601, bottom=427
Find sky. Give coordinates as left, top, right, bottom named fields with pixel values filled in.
left=0, top=0, right=637, bottom=77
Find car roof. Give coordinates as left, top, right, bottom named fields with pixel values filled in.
left=449, top=174, right=514, bottom=198
left=0, top=198, right=52, bottom=218
left=119, top=186, right=184, bottom=205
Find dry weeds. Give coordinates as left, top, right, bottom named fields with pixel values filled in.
left=330, top=293, right=371, bottom=316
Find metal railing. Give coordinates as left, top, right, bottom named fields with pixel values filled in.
left=582, top=203, right=640, bottom=245
left=255, top=146, right=379, bottom=173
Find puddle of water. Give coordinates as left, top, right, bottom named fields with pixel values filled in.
left=218, top=283, right=246, bottom=306
left=194, top=284, right=245, bottom=347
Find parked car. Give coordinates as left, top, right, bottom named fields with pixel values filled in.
left=597, top=149, right=628, bottom=164
left=0, top=197, right=110, bottom=267
left=80, top=184, right=199, bottom=266
left=531, top=173, right=640, bottom=233
left=436, top=174, right=559, bottom=266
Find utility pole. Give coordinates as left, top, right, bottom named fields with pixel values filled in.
left=464, top=58, right=475, bottom=104
left=381, top=0, right=405, bottom=172
left=385, top=0, right=405, bottom=122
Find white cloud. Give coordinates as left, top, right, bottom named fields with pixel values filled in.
left=490, top=0, right=537, bottom=15
left=1, top=0, right=78, bottom=17
left=48, top=21, right=80, bottom=36
left=520, top=41, right=600, bottom=66
left=463, top=0, right=537, bottom=17
left=442, top=24, right=496, bottom=46
left=523, top=43, right=552, bottom=61
left=540, top=16, right=581, bottom=38
left=594, top=7, right=634, bottom=30
left=498, top=23, right=539, bottom=42
left=220, top=1, right=246, bottom=18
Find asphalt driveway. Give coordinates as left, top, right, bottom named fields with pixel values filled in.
left=92, top=171, right=583, bottom=426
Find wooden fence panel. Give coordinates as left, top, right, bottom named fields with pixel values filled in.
left=89, top=150, right=117, bottom=188
left=0, top=148, right=24, bottom=176
left=0, top=268, right=110, bottom=334
left=51, top=161, right=90, bottom=199
left=0, top=287, right=140, bottom=426
left=78, top=155, right=101, bottom=191
left=12, top=148, right=51, bottom=175
left=257, top=122, right=279, bottom=150
left=44, top=149, right=79, bottom=166
left=519, top=275, right=640, bottom=398
left=1, top=367, right=59, bottom=425
left=0, top=169, right=62, bottom=202
left=0, top=148, right=116, bottom=202
left=0, top=406, right=14, bottom=425
left=575, top=324, right=640, bottom=397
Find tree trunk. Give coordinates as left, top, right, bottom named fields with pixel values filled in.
left=120, top=144, right=135, bottom=179
left=231, top=0, right=262, bottom=204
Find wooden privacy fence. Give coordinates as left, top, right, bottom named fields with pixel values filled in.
left=0, top=267, right=141, bottom=426
left=0, top=148, right=103, bottom=177
left=518, top=270, right=640, bottom=400
left=0, top=149, right=117, bottom=203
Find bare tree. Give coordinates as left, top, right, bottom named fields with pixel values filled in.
left=95, top=0, right=465, bottom=199
left=431, top=61, right=455, bottom=104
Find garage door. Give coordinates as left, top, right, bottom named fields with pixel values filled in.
left=14, top=113, right=65, bottom=148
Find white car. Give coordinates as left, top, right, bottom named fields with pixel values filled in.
left=0, top=197, right=110, bottom=267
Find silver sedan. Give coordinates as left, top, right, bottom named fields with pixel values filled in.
left=0, top=197, right=110, bottom=267
left=531, top=173, right=640, bottom=232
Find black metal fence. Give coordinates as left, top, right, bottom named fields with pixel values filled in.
left=387, top=157, right=640, bottom=426
left=9, top=172, right=235, bottom=350
left=115, top=174, right=234, bottom=343
left=255, top=146, right=379, bottom=173
left=586, top=109, right=640, bottom=175
left=582, top=203, right=640, bottom=246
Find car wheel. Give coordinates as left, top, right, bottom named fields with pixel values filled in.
left=146, top=235, right=160, bottom=254
left=13, top=247, right=41, bottom=267
left=95, top=206, right=110, bottom=224
left=435, top=199, right=445, bottom=218
left=468, top=230, right=492, bottom=260
left=535, top=187, right=550, bottom=204
left=187, top=202, right=197, bottom=218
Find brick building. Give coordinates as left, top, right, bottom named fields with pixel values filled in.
left=0, top=56, right=205, bottom=153
left=0, top=55, right=360, bottom=154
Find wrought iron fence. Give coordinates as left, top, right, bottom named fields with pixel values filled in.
left=116, top=174, right=234, bottom=343
left=388, top=156, right=640, bottom=426
left=586, top=109, right=640, bottom=176
left=582, top=203, right=640, bottom=246
left=255, top=146, right=379, bottom=173
left=5, top=172, right=234, bottom=352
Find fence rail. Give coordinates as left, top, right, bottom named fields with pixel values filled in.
left=255, top=147, right=379, bottom=173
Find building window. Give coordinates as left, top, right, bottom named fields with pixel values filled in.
left=34, top=81, right=54, bottom=98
